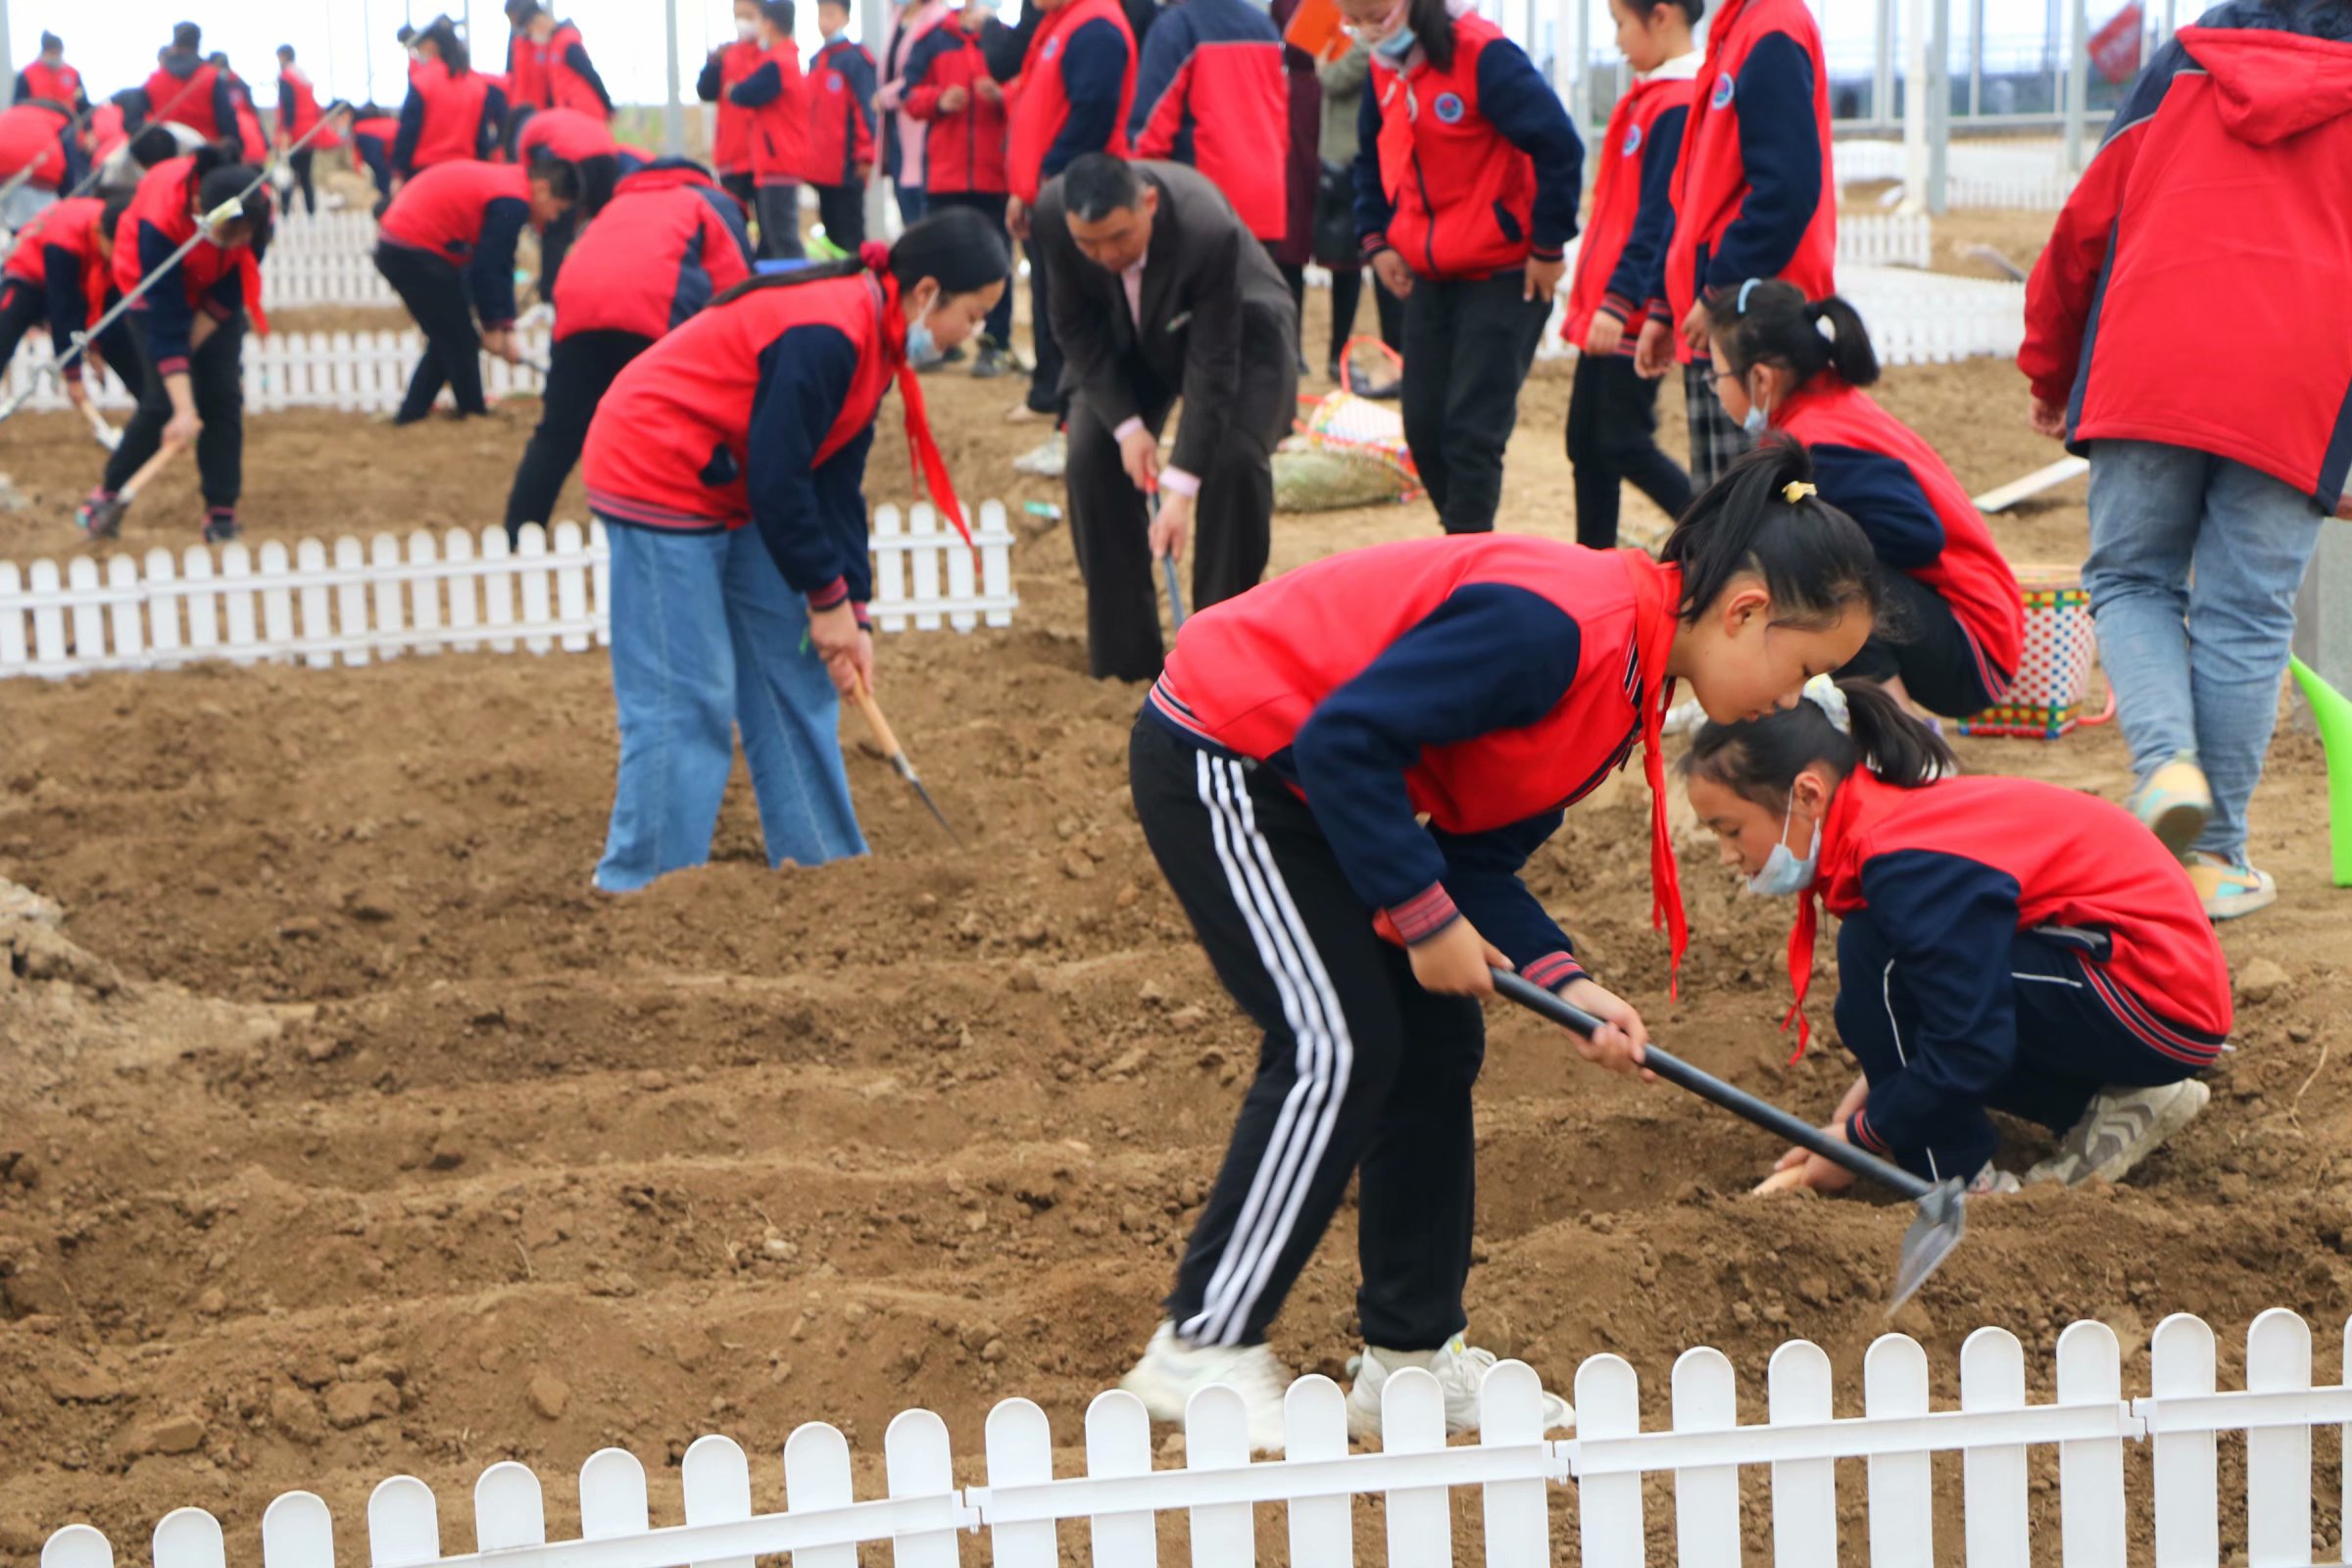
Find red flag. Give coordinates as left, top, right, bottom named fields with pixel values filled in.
left=2088, top=2, right=2144, bottom=85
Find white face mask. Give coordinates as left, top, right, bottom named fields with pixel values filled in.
left=736, top=17, right=761, bottom=38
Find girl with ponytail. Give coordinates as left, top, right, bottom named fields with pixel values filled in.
left=1706, top=279, right=2025, bottom=719
left=579, top=206, right=1009, bottom=893
left=1685, top=676, right=2230, bottom=1199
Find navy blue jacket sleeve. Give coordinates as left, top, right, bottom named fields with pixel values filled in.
left=466, top=196, right=530, bottom=325
left=697, top=52, right=726, bottom=102
left=747, top=321, right=862, bottom=603
left=1474, top=38, right=1583, bottom=259
left=1044, top=18, right=1132, bottom=176
left=1429, top=808, right=1586, bottom=987
left=1352, top=83, right=1393, bottom=249
left=564, top=44, right=615, bottom=113
left=134, top=220, right=199, bottom=374
left=729, top=60, right=783, bottom=107
left=844, top=47, right=880, bottom=130
left=42, top=245, right=89, bottom=368
left=11, top=72, right=27, bottom=102
left=215, top=76, right=246, bottom=157
left=1289, top=582, right=1585, bottom=933
left=1603, top=101, right=1686, bottom=314
left=1808, top=442, right=1944, bottom=570
left=1127, top=10, right=1190, bottom=142
left=393, top=88, right=426, bottom=173
left=479, top=86, right=510, bottom=160
left=278, top=77, right=297, bottom=135
left=57, top=122, right=88, bottom=194
left=812, top=420, right=878, bottom=610
left=1843, top=850, right=2024, bottom=1167
left=1705, top=32, right=1821, bottom=290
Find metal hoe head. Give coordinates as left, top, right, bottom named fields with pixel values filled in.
left=892, top=758, right=964, bottom=848
left=1887, top=1178, right=1968, bottom=1316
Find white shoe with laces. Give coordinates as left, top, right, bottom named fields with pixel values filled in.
left=1343, top=1335, right=1576, bottom=1443
left=1118, top=1321, right=1294, bottom=1454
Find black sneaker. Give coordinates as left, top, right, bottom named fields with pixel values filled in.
left=75, top=493, right=124, bottom=541
left=202, top=512, right=241, bottom=545
left=972, top=338, right=1011, bottom=379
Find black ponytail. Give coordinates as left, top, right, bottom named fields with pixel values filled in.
left=1659, top=434, right=1882, bottom=631
left=1706, top=279, right=1880, bottom=390
left=711, top=206, right=1010, bottom=307
left=1405, top=0, right=1457, bottom=71
left=422, top=18, right=473, bottom=76
left=1683, top=678, right=1958, bottom=810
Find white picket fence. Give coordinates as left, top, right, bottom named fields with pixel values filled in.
left=0, top=505, right=1016, bottom=681
left=2, top=328, right=554, bottom=416
left=28, top=1309, right=2352, bottom=1566
left=1838, top=264, right=2024, bottom=364
left=266, top=211, right=381, bottom=258
left=1838, top=136, right=2082, bottom=211
left=260, top=245, right=401, bottom=308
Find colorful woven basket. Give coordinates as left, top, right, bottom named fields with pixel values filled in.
left=1957, top=565, right=2114, bottom=740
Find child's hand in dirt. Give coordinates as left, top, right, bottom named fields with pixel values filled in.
left=1407, top=918, right=1508, bottom=998
left=1556, top=977, right=1653, bottom=1080
left=1755, top=1122, right=1860, bottom=1196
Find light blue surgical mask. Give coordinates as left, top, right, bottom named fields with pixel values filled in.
left=1374, top=24, right=1416, bottom=59
left=1745, top=802, right=1820, bottom=898
left=1742, top=402, right=1771, bottom=437
left=906, top=309, right=939, bottom=367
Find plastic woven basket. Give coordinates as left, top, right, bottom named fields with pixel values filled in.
left=1956, top=565, right=2110, bottom=740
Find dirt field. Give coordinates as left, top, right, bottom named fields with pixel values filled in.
left=0, top=276, right=2345, bottom=1564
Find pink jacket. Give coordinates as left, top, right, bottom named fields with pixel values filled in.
left=874, top=0, right=950, bottom=188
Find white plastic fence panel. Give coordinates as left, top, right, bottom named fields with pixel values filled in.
left=552, top=519, right=591, bottom=653
left=181, top=546, right=220, bottom=656
left=884, top=1408, right=963, bottom=1568
left=980, top=499, right=1014, bottom=628
left=907, top=504, right=945, bottom=632
left=1959, top=1328, right=2030, bottom=1564
left=2055, top=1320, right=2129, bottom=1568
left=365, top=1477, right=440, bottom=1568
left=1864, top=1335, right=1935, bottom=1568
left=472, top=1462, right=547, bottom=1551
left=982, top=1398, right=1059, bottom=1568
left=258, top=541, right=297, bottom=660
left=67, top=557, right=105, bottom=668
left=1185, top=1385, right=1257, bottom=1568
left=105, top=556, right=143, bottom=665
left=26, top=559, right=63, bottom=672
left=515, top=525, right=555, bottom=656
left=220, top=542, right=261, bottom=663
left=1085, top=1391, right=1158, bottom=1568
left=41, top=1524, right=114, bottom=1568
left=680, top=1434, right=755, bottom=1568
left=2150, top=1313, right=2221, bottom=1568
left=329, top=536, right=368, bottom=666
left=2245, top=1309, right=2313, bottom=1566
left=151, top=1509, right=225, bottom=1568
left=946, top=522, right=980, bottom=633
left=1382, top=1367, right=1450, bottom=1567
left=783, top=1422, right=858, bottom=1568
left=589, top=518, right=612, bottom=645
left=0, top=562, right=24, bottom=674
left=1671, top=1348, right=1742, bottom=1566
left=1576, top=1355, right=1645, bottom=1568
left=369, top=534, right=407, bottom=660
left=1766, top=1340, right=1838, bottom=1564
left=406, top=531, right=442, bottom=654
left=443, top=527, right=481, bottom=651
left=293, top=538, right=332, bottom=668
left=1479, top=1361, right=1552, bottom=1566
left=259, top=1493, right=334, bottom=1568
left=1285, top=1376, right=1354, bottom=1568
left=579, top=1447, right=652, bottom=1540
left=871, top=505, right=908, bottom=633
left=143, top=550, right=181, bottom=662
left=481, top=528, right=518, bottom=653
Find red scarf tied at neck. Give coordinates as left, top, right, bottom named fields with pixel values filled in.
left=859, top=238, right=971, bottom=553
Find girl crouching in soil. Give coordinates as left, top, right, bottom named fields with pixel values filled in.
left=1685, top=676, right=2230, bottom=1196
left=578, top=209, right=1008, bottom=892
left=1121, top=438, right=1883, bottom=1452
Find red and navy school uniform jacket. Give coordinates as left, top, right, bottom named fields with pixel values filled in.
left=582, top=271, right=906, bottom=619
left=1563, top=54, right=1695, bottom=349
left=0, top=101, right=86, bottom=193
left=505, top=28, right=547, bottom=114
left=698, top=39, right=768, bottom=177
left=278, top=68, right=324, bottom=143
left=514, top=105, right=618, bottom=166
left=1127, top=0, right=1289, bottom=242
left=1149, top=535, right=1690, bottom=988
left=90, top=102, right=127, bottom=165
left=113, top=155, right=268, bottom=376
left=1776, top=377, right=2023, bottom=698
left=378, top=161, right=536, bottom=328
left=532, top=22, right=613, bottom=118
left=16, top=61, right=87, bottom=115
left=553, top=164, right=753, bottom=344
left=1005, top=0, right=1137, bottom=205
left=1351, top=13, right=1584, bottom=281
left=803, top=37, right=879, bottom=188
left=395, top=60, right=507, bottom=174
left=1794, top=768, right=2231, bottom=1162
left=2022, top=7, right=2352, bottom=514
left=729, top=42, right=810, bottom=188
left=224, top=74, right=270, bottom=171
left=352, top=117, right=400, bottom=191
left=1655, top=0, right=1836, bottom=363
left=138, top=54, right=246, bottom=157
left=903, top=25, right=1011, bottom=196
left=3, top=197, right=109, bottom=377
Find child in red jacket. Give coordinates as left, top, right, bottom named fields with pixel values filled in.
left=727, top=0, right=810, bottom=261
left=904, top=2, right=1017, bottom=373
left=804, top=0, right=879, bottom=250
left=1686, top=678, right=2227, bottom=1195
left=1562, top=0, right=1698, bottom=549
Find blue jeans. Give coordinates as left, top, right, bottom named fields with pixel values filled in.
left=594, top=522, right=867, bottom=892
left=2082, top=439, right=2325, bottom=861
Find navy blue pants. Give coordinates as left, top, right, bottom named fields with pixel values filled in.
left=1832, top=912, right=2210, bottom=1182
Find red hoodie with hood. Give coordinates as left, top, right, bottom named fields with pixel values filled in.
left=2022, top=5, right=2352, bottom=514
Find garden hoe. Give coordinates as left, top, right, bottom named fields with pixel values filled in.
left=853, top=680, right=962, bottom=847
left=80, top=436, right=188, bottom=541
left=1148, top=491, right=1186, bottom=630
left=1493, top=970, right=1968, bottom=1314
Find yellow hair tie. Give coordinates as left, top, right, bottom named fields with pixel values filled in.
left=1782, top=480, right=1818, bottom=504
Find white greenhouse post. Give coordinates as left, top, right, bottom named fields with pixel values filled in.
left=2064, top=0, right=2091, bottom=170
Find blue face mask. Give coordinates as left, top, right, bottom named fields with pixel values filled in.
left=1742, top=402, right=1771, bottom=437
left=1745, top=802, right=1820, bottom=898
left=1374, top=24, right=1416, bottom=59
left=906, top=310, right=939, bottom=367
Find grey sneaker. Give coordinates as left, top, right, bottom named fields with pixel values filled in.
left=2026, top=1079, right=2210, bottom=1187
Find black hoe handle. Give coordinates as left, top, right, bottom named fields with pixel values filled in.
left=1491, top=969, right=1934, bottom=1202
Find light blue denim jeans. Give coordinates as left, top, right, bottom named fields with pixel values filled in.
left=594, top=521, right=868, bottom=892
left=2082, top=439, right=2325, bottom=863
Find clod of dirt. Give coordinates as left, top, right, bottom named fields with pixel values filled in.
left=526, top=1372, right=570, bottom=1420
left=9, top=921, right=121, bottom=996
left=2236, top=957, right=2290, bottom=1004
left=270, top=1387, right=325, bottom=1446
left=120, top=1413, right=207, bottom=1457
left=324, top=1380, right=401, bottom=1429
left=0, top=876, right=63, bottom=926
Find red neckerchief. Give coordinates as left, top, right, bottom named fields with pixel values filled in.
left=1631, top=556, right=1689, bottom=992
left=859, top=239, right=970, bottom=550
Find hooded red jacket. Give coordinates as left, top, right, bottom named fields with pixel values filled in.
left=904, top=25, right=1010, bottom=195
left=553, top=165, right=754, bottom=343
left=1127, top=0, right=1289, bottom=241
left=2022, top=15, right=2352, bottom=514
left=803, top=37, right=879, bottom=187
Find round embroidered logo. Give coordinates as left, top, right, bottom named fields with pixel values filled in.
left=1622, top=122, right=1643, bottom=157
left=1710, top=74, right=1735, bottom=110
left=827, top=75, right=843, bottom=91
left=1433, top=91, right=1465, bottom=123
left=1043, top=35, right=1062, bottom=60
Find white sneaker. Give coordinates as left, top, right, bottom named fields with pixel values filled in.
left=1344, top=1335, right=1575, bottom=1443
left=1118, top=1321, right=1293, bottom=1454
